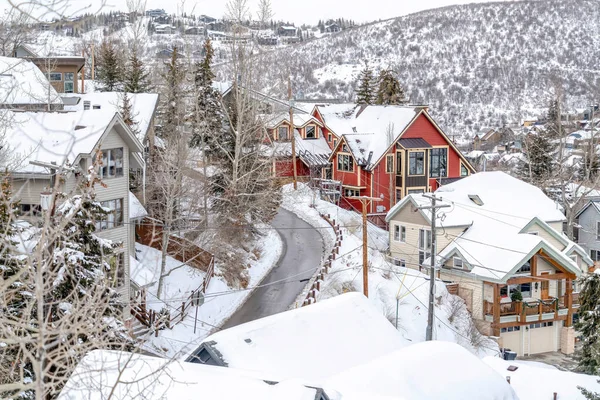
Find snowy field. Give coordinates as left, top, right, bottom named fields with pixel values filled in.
left=131, top=226, right=282, bottom=357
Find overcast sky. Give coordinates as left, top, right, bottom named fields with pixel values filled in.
left=7, top=0, right=511, bottom=24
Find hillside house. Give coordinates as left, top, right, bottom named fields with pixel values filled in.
left=278, top=25, right=299, bottom=37
left=0, top=56, right=63, bottom=110
left=155, top=24, right=175, bottom=35
left=146, top=8, right=166, bottom=17
left=4, top=110, right=146, bottom=319
left=310, top=103, right=474, bottom=216
left=13, top=45, right=85, bottom=94
left=265, top=112, right=331, bottom=180
left=325, top=22, right=341, bottom=33
left=184, top=26, right=205, bottom=35
left=386, top=172, right=594, bottom=356
left=575, top=200, right=600, bottom=264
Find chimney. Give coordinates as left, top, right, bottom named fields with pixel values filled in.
left=92, top=104, right=101, bottom=110
left=83, top=100, right=91, bottom=110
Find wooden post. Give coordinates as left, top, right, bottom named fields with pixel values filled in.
left=288, top=76, right=297, bottom=190
left=531, top=254, right=538, bottom=276
left=493, top=284, right=501, bottom=336
left=565, top=278, right=573, bottom=327
left=91, top=43, right=95, bottom=80
left=81, top=49, right=85, bottom=93
left=538, top=301, right=543, bottom=321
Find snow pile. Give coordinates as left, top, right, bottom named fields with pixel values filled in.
left=58, top=350, right=319, bottom=400
left=326, top=341, right=518, bottom=400
left=192, top=292, right=406, bottom=382
left=281, top=183, right=498, bottom=357
left=133, top=226, right=283, bottom=357
left=484, top=357, right=600, bottom=400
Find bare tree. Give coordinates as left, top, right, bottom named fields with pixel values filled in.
left=0, top=6, right=31, bottom=57
left=256, top=0, right=273, bottom=29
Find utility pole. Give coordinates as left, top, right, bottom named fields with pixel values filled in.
left=288, top=76, right=298, bottom=190
left=350, top=196, right=381, bottom=297
left=419, top=194, right=450, bottom=341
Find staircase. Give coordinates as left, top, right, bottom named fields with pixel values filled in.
left=130, top=318, right=151, bottom=340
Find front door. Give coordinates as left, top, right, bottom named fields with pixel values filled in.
left=541, top=272, right=549, bottom=300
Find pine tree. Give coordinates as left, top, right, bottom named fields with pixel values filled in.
left=160, top=46, right=184, bottom=133
left=375, top=69, right=408, bottom=105
left=518, top=132, right=556, bottom=188
left=190, top=38, right=223, bottom=150
left=576, top=272, right=600, bottom=375
left=123, top=46, right=151, bottom=93
left=546, top=98, right=562, bottom=138
left=355, top=61, right=375, bottom=105
left=96, top=39, right=123, bottom=92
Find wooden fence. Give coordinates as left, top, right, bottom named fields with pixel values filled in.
left=303, top=210, right=344, bottom=306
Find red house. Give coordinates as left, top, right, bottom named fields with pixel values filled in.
left=307, top=104, right=475, bottom=216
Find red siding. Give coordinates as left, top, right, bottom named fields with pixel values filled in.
left=274, top=158, right=310, bottom=178
left=312, top=109, right=337, bottom=150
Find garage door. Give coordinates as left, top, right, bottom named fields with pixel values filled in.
left=501, top=330, right=522, bottom=356
left=529, top=323, right=556, bottom=354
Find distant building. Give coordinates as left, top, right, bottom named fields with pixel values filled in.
left=184, top=26, right=205, bottom=36
left=146, top=9, right=166, bottom=17
left=278, top=25, right=298, bottom=37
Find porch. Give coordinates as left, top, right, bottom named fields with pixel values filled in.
left=484, top=292, right=580, bottom=324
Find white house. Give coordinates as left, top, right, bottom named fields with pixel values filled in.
left=386, top=171, right=594, bottom=356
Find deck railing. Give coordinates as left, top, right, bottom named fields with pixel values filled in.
left=484, top=296, right=572, bottom=319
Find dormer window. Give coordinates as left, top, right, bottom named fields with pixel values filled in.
left=305, top=125, right=316, bottom=138
left=453, top=257, right=464, bottom=269
left=278, top=126, right=289, bottom=141
left=468, top=194, right=484, bottom=206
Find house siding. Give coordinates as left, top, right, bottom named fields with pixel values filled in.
left=526, top=222, right=567, bottom=251
left=577, top=206, right=600, bottom=257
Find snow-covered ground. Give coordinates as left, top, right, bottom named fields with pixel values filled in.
left=131, top=226, right=282, bottom=357
left=281, top=183, right=498, bottom=357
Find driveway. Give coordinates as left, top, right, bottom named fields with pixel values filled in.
left=220, top=208, right=325, bottom=329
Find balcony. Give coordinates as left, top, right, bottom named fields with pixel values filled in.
left=484, top=294, right=580, bottom=323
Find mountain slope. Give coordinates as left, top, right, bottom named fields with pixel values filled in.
left=252, top=0, right=600, bottom=139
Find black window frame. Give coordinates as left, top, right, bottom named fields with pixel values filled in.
left=96, top=198, right=124, bottom=231
left=461, top=163, right=469, bottom=177
left=100, top=148, right=124, bottom=179
left=278, top=126, right=289, bottom=140
left=429, top=148, right=448, bottom=178
left=305, top=125, right=316, bottom=138
left=409, top=151, right=425, bottom=176
left=386, top=154, right=394, bottom=173
left=337, top=154, right=354, bottom=172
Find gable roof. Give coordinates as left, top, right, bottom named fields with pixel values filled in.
left=2, top=110, right=143, bottom=174
left=575, top=200, right=600, bottom=219
left=0, top=56, right=62, bottom=106
left=63, top=92, right=159, bottom=143
left=188, top=293, right=405, bottom=382
left=265, top=112, right=324, bottom=130
left=59, top=350, right=328, bottom=400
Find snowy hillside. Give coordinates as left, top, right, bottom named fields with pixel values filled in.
left=243, top=0, right=600, bottom=139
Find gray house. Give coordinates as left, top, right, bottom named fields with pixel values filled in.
left=576, top=200, right=600, bottom=263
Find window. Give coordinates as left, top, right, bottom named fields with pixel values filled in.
left=408, top=189, right=425, bottom=194
left=278, top=126, right=289, bottom=140
left=393, top=258, right=406, bottom=267
left=64, top=72, right=74, bottom=93
left=394, top=225, right=406, bottom=242
left=96, top=199, right=124, bottom=230
left=344, top=188, right=359, bottom=197
left=396, top=152, right=402, bottom=174
left=328, top=133, right=332, bottom=142
left=305, top=125, right=316, bottom=138
left=518, top=282, right=531, bottom=297
left=461, top=163, right=469, bottom=177
left=500, top=286, right=508, bottom=297
left=501, top=326, right=521, bottom=333
left=386, top=155, right=394, bottom=173
left=453, top=257, right=464, bottom=269
left=597, top=221, right=600, bottom=240
left=18, top=204, right=42, bottom=217
left=516, top=260, right=531, bottom=274
left=530, top=321, right=553, bottom=329
left=409, top=152, right=424, bottom=175
left=429, top=148, right=448, bottom=178
left=333, top=139, right=338, bottom=148
left=395, top=189, right=402, bottom=203
left=591, top=250, right=600, bottom=262
left=337, top=154, right=354, bottom=172
left=100, top=148, right=124, bottom=178
left=109, top=252, right=125, bottom=286
left=418, top=228, right=432, bottom=266
left=48, top=72, right=62, bottom=81
left=570, top=254, right=578, bottom=264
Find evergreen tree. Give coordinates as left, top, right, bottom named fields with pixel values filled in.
left=190, top=39, right=223, bottom=150
left=546, top=98, right=562, bottom=138
left=576, top=272, right=600, bottom=375
left=375, top=69, right=408, bottom=105
left=518, top=132, right=556, bottom=188
left=160, top=46, right=185, bottom=132
left=96, top=39, right=123, bottom=92
left=123, top=46, right=151, bottom=93
left=120, top=92, right=139, bottom=136
left=355, top=61, right=375, bottom=105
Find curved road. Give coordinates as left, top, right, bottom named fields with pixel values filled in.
left=221, top=208, right=325, bottom=329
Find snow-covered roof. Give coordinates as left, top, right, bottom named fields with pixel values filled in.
left=129, top=192, right=147, bottom=220
left=386, top=172, right=587, bottom=281
left=63, top=92, right=159, bottom=143
left=0, top=56, right=62, bottom=105
left=58, top=350, right=326, bottom=400
left=265, top=112, right=323, bottom=129
left=191, top=292, right=405, bottom=382
left=483, top=356, right=600, bottom=400
left=267, top=132, right=332, bottom=167
left=315, top=104, right=419, bottom=169
left=326, top=341, right=518, bottom=400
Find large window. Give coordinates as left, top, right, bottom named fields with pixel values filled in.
left=418, top=228, right=432, bottom=266
left=461, top=163, right=469, bottom=177
left=278, top=126, right=289, bottom=141
left=49, top=72, right=62, bottom=81
left=430, top=148, right=447, bottom=178
left=394, top=224, right=406, bottom=242
left=386, top=155, right=394, bottom=173
left=337, top=154, right=354, bottom=172
left=64, top=72, right=74, bottom=93
left=591, top=249, right=600, bottom=262
left=305, top=125, right=316, bottom=138
left=96, top=199, right=124, bottom=230
left=100, top=148, right=124, bottom=179
left=409, top=152, right=424, bottom=175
